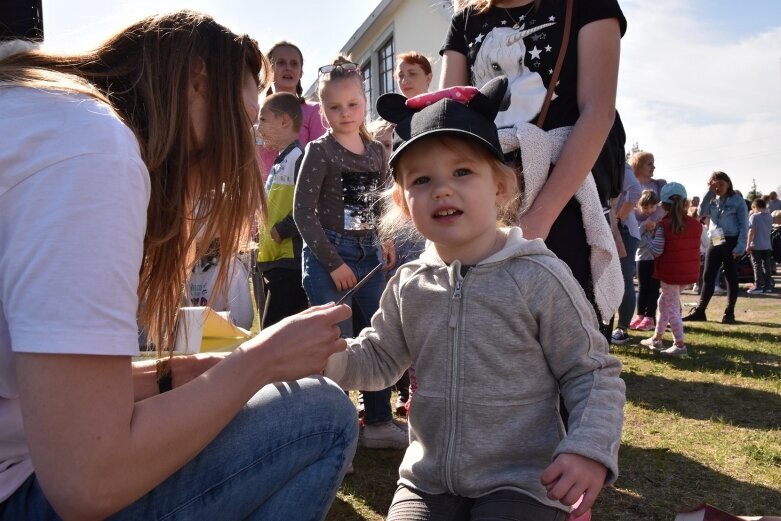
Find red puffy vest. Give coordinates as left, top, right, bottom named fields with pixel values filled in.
left=653, top=215, right=702, bottom=285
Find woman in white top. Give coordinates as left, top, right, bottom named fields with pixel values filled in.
left=0, top=11, right=354, bottom=520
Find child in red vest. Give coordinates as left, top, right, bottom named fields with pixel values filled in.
left=640, top=182, right=703, bottom=357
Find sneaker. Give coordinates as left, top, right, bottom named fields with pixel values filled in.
left=640, top=337, right=663, bottom=351
left=692, top=284, right=700, bottom=294
left=747, top=287, right=763, bottom=294
left=713, top=286, right=726, bottom=295
left=359, top=420, right=409, bottom=450
left=764, top=287, right=774, bottom=293
left=721, top=312, right=736, bottom=324
left=395, top=396, right=408, bottom=416
left=628, top=315, right=645, bottom=330
left=682, top=307, right=707, bottom=322
left=661, top=344, right=688, bottom=357
left=611, top=328, right=630, bottom=345
left=635, top=316, right=656, bottom=331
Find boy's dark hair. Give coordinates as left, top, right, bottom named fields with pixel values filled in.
left=264, top=92, right=303, bottom=133
left=753, top=198, right=767, bottom=210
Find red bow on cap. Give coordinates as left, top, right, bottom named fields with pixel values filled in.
left=405, top=86, right=480, bottom=110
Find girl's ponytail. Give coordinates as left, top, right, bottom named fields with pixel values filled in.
left=664, top=197, right=687, bottom=234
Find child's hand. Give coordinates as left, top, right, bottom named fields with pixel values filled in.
left=541, top=453, right=607, bottom=517
left=382, top=240, right=397, bottom=271
left=330, top=264, right=357, bottom=292
left=643, top=219, right=656, bottom=232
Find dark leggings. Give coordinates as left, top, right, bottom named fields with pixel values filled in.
left=387, top=485, right=567, bottom=521
left=545, top=197, right=610, bottom=344
left=698, top=236, right=739, bottom=313
left=636, top=260, right=660, bottom=317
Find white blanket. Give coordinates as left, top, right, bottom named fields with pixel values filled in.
left=500, top=124, right=622, bottom=320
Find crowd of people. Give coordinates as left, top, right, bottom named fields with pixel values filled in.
left=0, top=1, right=777, bottom=520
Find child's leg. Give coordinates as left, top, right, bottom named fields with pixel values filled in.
left=386, top=484, right=471, bottom=521
left=350, top=238, right=394, bottom=427
left=666, top=284, right=685, bottom=345
left=654, top=282, right=674, bottom=339
left=636, top=260, right=653, bottom=317
left=471, top=490, right=568, bottom=521
left=750, top=250, right=766, bottom=289
left=261, top=268, right=309, bottom=328
left=302, top=245, right=353, bottom=337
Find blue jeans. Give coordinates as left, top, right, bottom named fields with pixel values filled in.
left=0, top=378, right=357, bottom=521
left=617, top=226, right=639, bottom=329
left=302, top=230, right=392, bottom=425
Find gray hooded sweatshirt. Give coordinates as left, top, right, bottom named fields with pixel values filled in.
left=325, top=227, right=625, bottom=510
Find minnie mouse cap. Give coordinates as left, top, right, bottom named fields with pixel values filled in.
left=376, top=76, right=508, bottom=172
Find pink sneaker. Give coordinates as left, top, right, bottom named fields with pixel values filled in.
left=635, top=316, right=656, bottom=331
left=628, top=315, right=645, bottom=330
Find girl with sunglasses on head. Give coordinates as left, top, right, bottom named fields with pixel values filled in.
left=258, top=41, right=327, bottom=181
left=0, top=12, right=357, bottom=520
left=294, top=56, right=407, bottom=451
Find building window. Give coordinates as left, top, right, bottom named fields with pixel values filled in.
left=378, top=38, right=395, bottom=96
left=362, top=61, right=373, bottom=121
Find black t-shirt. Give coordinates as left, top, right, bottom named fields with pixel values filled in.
left=441, top=0, right=626, bottom=131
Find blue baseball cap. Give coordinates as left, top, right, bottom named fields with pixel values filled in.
left=660, top=182, right=687, bottom=203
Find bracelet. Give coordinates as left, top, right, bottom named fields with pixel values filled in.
left=156, top=358, right=173, bottom=394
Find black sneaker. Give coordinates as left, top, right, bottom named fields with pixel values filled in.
left=682, top=307, right=707, bottom=322
left=611, top=328, right=631, bottom=345
left=721, top=312, right=736, bottom=324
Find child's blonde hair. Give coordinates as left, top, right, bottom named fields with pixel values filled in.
left=379, top=135, right=519, bottom=243
left=317, top=54, right=373, bottom=142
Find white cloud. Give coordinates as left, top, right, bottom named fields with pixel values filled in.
left=618, top=0, right=781, bottom=196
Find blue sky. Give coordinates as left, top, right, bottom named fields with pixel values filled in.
left=41, top=0, right=781, bottom=197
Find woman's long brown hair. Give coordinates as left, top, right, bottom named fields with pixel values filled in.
left=0, top=11, right=269, bottom=353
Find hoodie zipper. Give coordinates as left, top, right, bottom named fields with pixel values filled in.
left=444, top=269, right=464, bottom=493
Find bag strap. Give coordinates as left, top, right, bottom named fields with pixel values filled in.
left=535, top=0, right=574, bottom=129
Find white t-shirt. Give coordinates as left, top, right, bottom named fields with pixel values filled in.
left=0, top=87, right=150, bottom=501
left=187, top=257, right=254, bottom=330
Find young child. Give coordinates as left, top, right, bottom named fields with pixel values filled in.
left=747, top=197, right=774, bottom=294
left=294, top=56, right=406, bottom=449
left=325, top=78, right=625, bottom=519
left=631, top=190, right=661, bottom=331
left=639, top=183, right=702, bottom=357
left=253, top=92, right=309, bottom=328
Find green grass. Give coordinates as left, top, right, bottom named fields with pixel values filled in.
left=326, top=286, right=781, bottom=520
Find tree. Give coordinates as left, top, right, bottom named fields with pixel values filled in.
left=746, top=178, right=762, bottom=202
left=625, top=140, right=640, bottom=161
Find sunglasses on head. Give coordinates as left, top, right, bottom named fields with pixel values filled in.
left=318, top=62, right=361, bottom=77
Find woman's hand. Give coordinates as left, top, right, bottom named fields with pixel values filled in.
left=518, top=213, right=553, bottom=241
left=270, top=227, right=282, bottom=243
left=330, top=263, right=357, bottom=291
left=541, top=453, right=608, bottom=517
left=241, top=303, right=351, bottom=382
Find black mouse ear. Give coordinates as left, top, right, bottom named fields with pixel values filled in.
left=376, top=93, right=414, bottom=124
left=468, top=76, right=508, bottom=121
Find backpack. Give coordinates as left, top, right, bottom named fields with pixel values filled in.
left=772, top=226, right=781, bottom=263
left=591, top=111, right=626, bottom=206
